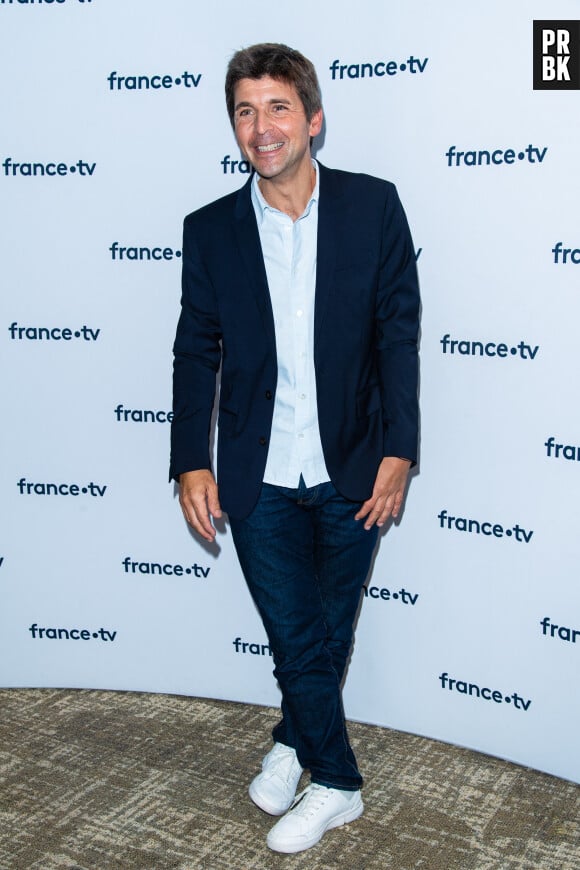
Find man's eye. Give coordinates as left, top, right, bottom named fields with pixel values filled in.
left=237, top=108, right=252, bottom=118
left=271, top=104, right=287, bottom=112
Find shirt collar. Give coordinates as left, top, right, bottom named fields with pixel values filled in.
left=251, top=158, right=319, bottom=225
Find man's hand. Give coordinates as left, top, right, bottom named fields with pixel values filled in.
left=179, top=470, right=222, bottom=542
left=355, top=457, right=412, bottom=530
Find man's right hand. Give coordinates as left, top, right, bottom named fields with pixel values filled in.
left=179, top=470, right=222, bottom=542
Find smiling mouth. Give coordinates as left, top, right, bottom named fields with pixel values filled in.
left=255, top=142, right=284, bottom=153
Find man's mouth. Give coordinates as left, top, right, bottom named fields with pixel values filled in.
left=255, top=142, right=285, bottom=153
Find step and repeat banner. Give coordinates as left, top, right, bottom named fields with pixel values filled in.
left=1, top=1, right=578, bottom=784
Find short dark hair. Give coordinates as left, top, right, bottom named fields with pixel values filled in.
left=225, top=43, right=322, bottom=127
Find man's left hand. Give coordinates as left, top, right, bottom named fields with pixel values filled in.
left=355, top=456, right=412, bottom=530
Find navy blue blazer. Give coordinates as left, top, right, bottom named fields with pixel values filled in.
left=170, top=163, right=420, bottom=519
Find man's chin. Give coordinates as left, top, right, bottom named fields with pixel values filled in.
left=249, top=153, right=289, bottom=180
left=252, top=164, right=285, bottom=181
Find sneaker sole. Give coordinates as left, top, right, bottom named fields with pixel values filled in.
left=266, top=796, right=364, bottom=853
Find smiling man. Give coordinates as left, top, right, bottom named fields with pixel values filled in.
left=170, top=43, right=420, bottom=854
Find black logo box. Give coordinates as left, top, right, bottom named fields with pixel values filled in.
left=533, top=20, right=580, bottom=89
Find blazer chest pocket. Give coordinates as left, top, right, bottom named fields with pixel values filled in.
left=334, top=249, right=374, bottom=274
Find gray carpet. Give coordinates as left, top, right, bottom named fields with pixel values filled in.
left=0, top=689, right=578, bottom=869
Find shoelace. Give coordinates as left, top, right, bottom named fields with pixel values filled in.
left=288, top=784, right=332, bottom=818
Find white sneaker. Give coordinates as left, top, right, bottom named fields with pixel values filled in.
left=266, top=783, right=363, bottom=853
left=248, top=742, right=303, bottom=816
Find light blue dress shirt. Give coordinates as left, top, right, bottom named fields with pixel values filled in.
left=251, top=160, right=330, bottom=488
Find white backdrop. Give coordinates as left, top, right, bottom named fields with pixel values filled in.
left=1, top=0, right=579, bottom=784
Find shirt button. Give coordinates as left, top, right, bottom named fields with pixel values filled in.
left=300, top=393, right=306, bottom=400
left=259, top=436, right=267, bottom=446
left=298, top=433, right=304, bottom=439
left=296, top=309, right=303, bottom=317
left=265, top=390, right=273, bottom=400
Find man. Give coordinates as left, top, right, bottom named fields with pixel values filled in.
left=170, top=43, right=420, bottom=854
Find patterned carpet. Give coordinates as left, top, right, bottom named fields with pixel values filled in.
left=0, top=689, right=578, bottom=870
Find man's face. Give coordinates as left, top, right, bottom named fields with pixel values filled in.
left=233, top=76, right=322, bottom=182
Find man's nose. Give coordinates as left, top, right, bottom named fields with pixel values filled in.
left=253, top=108, right=271, bottom=135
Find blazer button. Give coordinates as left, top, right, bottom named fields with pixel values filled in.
left=265, top=390, right=273, bottom=400
left=259, top=436, right=267, bottom=446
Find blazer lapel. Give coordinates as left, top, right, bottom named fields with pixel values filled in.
left=233, top=177, right=276, bottom=351
left=315, top=164, right=341, bottom=346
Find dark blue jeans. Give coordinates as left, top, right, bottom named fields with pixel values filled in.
left=229, top=476, right=378, bottom=791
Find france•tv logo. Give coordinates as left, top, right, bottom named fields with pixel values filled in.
left=533, top=21, right=580, bottom=89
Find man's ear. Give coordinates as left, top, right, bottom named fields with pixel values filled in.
left=309, top=108, right=323, bottom=138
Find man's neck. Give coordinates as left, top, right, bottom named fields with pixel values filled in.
left=258, top=159, right=316, bottom=222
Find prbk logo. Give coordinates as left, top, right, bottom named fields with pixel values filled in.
left=107, top=71, right=202, bottom=91
left=109, top=242, right=181, bottom=262
left=445, top=144, right=547, bottom=168
left=545, top=436, right=580, bottom=462
left=362, top=584, right=418, bottom=606
left=438, top=509, right=533, bottom=544
left=122, top=556, right=210, bottom=578
left=552, top=242, right=580, bottom=264
left=29, top=624, right=117, bottom=642
left=439, top=672, right=532, bottom=712
left=533, top=21, right=580, bottom=90
left=2, top=158, right=95, bottom=177
left=115, top=405, right=173, bottom=423
left=18, top=478, right=107, bottom=497
left=329, top=55, right=428, bottom=80
left=232, top=637, right=273, bottom=657
left=440, top=334, right=539, bottom=360
left=8, top=322, right=100, bottom=342
left=540, top=617, right=579, bottom=645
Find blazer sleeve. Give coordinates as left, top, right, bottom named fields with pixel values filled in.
left=375, top=184, right=420, bottom=464
left=169, top=214, right=222, bottom=482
